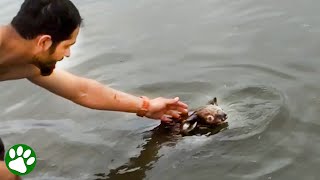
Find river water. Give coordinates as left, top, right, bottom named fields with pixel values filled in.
left=1, top=0, right=320, bottom=180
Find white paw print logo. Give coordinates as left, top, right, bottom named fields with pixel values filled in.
left=5, top=144, right=37, bottom=176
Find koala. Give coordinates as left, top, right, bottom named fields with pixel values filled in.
left=160, top=97, right=228, bottom=136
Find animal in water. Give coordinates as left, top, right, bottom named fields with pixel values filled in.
left=159, top=97, right=228, bottom=136
left=101, top=98, right=228, bottom=179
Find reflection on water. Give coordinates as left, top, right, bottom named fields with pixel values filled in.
left=1, top=0, right=320, bottom=179
left=96, top=119, right=228, bottom=180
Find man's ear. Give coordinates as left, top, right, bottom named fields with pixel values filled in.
left=37, top=35, right=53, bottom=51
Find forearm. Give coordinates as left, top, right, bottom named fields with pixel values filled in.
left=73, top=79, right=143, bottom=113
left=28, top=69, right=187, bottom=120
left=28, top=69, right=144, bottom=113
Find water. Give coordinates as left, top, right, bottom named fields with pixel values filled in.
left=1, top=0, right=320, bottom=179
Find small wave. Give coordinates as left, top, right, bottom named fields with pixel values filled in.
left=217, top=85, right=288, bottom=141
left=208, top=63, right=297, bottom=81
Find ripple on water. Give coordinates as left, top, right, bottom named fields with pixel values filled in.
left=217, top=85, right=287, bottom=141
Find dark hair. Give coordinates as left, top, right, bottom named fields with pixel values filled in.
left=0, top=138, right=4, bottom=161
left=11, top=0, right=83, bottom=44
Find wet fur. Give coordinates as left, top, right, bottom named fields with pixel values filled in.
left=160, top=97, right=228, bottom=136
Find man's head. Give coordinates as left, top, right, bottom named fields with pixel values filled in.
left=11, top=0, right=83, bottom=76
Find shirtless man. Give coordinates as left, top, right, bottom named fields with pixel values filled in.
left=0, top=0, right=188, bottom=179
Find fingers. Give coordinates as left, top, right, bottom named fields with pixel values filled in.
left=166, top=97, right=188, bottom=109
left=167, top=102, right=188, bottom=110
left=159, top=110, right=182, bottom=122
left=166, top=106, right=188, bottom=114
left=166, top=97, right=179, bottom=104
left=166, top=110, right=181, bottom=119
left=145, top=96, right=189, bottom=122
left=176, top=100, right=188, bottom=109
left=160, top=115, right=173, bottom=122
left=165, top=97, right=188, bottom=120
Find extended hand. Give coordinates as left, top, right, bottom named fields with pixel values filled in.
left=145, top=97, right=188, bottom=122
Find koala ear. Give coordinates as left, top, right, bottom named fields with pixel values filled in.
left=206, top=115, right=215, bottom=122
left=208, top=97, right=218, bottom=105
left=213, top=97, right=218, bottom=105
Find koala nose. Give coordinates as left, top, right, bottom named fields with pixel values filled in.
left=222, top=113, right=228, bottom=120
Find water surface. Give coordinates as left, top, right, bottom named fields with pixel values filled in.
left=1, top=0, right=320, bottom=179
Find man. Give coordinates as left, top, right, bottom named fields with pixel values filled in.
left=0, top=0, right=188, bottom=179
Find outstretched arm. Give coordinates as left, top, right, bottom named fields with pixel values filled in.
left=27, top=69, right=188, bottom=121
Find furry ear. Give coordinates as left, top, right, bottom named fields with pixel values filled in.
left=208, top=97, right=218, bottom=105
left=206, top=115, right=215, bottom=122
left=213, top=97, right=218, bottom=105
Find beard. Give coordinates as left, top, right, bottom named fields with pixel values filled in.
left=32, top=56, right=57, bottom=76
left=39, top=62, right=56, bottom=76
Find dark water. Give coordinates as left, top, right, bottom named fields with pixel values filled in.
left=1, top=0, right=320, bottom=179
